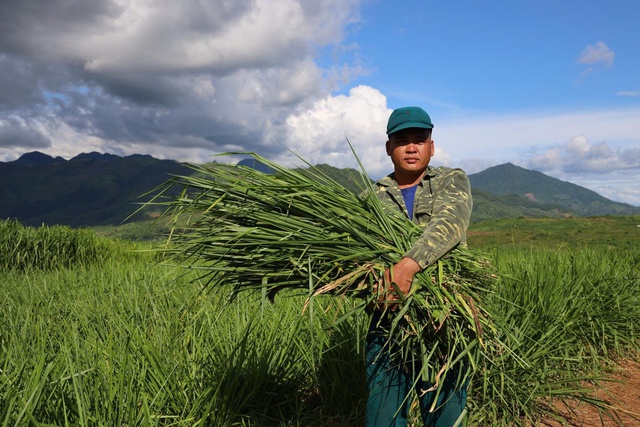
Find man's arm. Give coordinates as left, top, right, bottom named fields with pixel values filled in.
left=404, top=168, right=472, bottom=270
left=384, top=169, right=472, bottom=300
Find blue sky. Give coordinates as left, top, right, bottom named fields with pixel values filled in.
left=339, top=0, right=640, bottom=205
left=1, top=0, right=639, bottom=204
left=350, top=0, right=640, bottom=112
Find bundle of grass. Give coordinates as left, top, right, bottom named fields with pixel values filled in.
left=144, top=152, right=499, bottom=388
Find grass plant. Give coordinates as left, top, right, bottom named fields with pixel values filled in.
left=2, top=235, right=638, bottom=425
left=469, top=246, right=640, bottom=426
left=142, top=153, right=501, bottom=393
left=0, top=235, right=367, bottom=426
left=0, top=219, right=115, bottom=271
left=2, top=197, right=639, bottom=425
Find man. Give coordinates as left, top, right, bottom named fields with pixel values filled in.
left=366, top=106, right=473, bottom=427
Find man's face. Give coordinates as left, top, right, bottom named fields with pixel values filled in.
left=386, top=128, right=434, bottom=176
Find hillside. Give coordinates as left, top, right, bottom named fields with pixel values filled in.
left=468, top=163, right=639, bottom=217
left=1, top=152, right=637, bottom=228
left=0, top=151, right=189, bottom=227
left=306, top=163, right=372, bottom=194
left=312, top=164, right=639, bottom=221
left=470, top=188, right=571, bottom=222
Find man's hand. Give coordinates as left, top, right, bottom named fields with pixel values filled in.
left=386, top=257, right=421, bottom=295
left=373, top=257, right=421, bottom=310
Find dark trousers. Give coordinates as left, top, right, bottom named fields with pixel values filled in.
left=365, top=315, right=468, bottom=427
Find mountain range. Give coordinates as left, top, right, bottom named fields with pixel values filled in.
left=0, top=151, right=187, bottom=227
left=467, top=163, right=640, bottom=221
left=1, top=151, right=638, bottom=228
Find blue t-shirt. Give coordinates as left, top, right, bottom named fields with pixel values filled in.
left=400, top=184, right=418, bottom=220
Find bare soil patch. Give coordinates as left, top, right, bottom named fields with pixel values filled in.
left=540, top=358, right=640, bottom=426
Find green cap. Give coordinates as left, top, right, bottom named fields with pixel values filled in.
left=386, top=106, right=434, bottom=135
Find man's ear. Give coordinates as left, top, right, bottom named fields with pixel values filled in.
left=385, top=140, right=391, bottom=156
left=430, top=140, right=435, bottom=156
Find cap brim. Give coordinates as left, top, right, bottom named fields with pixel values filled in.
left=387, top=121, right=434, bottom=135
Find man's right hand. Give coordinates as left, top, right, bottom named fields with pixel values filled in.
left=370, top=257, right=421, bottom=311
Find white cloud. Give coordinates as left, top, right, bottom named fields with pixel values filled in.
left=427, top=108, right=640, bottom=205
left=518, top=135, right=640, bottom=205
left=273, top=85, right=391, bottom=176
left=577, top=41, right=614, bottom=67
left=266, top=84, right=459, bottom=178
left=567, top=171, right=640, bottom=206
left=596, top=184, right=640, bottom=206
left=435, top=108, right=640, bottom=163
left=528, top=135, right=640, bottom=175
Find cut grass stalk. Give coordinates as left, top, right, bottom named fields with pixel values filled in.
left=143, top=152, right=502, bottom=390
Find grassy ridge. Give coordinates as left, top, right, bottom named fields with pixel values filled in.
left=1, top=219, right=639, bottom=425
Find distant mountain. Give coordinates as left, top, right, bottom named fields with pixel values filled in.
left=14, top=151, right=66, bottom=165
left=71, top=152, right=122, bottom=162
left=1, top=153, right=637, bottom=228
left=237, top=160, right=372, bottom=194
left=237, top=158, right=275, bottom=174
left=468, top=163, right=639, bottom=218
left=0, top=152, right=189, bottom=227
left=307, top=163, right=372, bottom=194
left=311, top=162, right=639, bottom=220
left=471, top=188, right=571, bottom=222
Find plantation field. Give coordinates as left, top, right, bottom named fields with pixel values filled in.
left=1, top=218, right=639, bottom=426
left=467, top=215, right=640, bottom=250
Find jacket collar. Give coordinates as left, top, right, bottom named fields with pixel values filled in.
left=376, top=166, right=438, bottom=188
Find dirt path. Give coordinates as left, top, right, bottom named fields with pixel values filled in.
left=540, top=358, right=640, bottom=426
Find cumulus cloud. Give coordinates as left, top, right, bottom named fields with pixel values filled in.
left=433, top=108, right=640, bottom=167
left=269, top=85, right=455, bottom=178
left=596, top=182, right=640, bottom=206
left=1, top=0, right=357, bottom=75
left=272, top=85, right=391, bottom=175
left=564, top=169, right=640, bottom=206
left=528, top=135, right=640, bottom=175
left=577, top=41, right=614, bottom=67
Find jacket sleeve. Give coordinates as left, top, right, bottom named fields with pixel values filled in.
left=404, top=169, right=472, bottom=269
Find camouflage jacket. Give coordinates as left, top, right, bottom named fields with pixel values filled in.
left=374, top=166, right=472, bottom=269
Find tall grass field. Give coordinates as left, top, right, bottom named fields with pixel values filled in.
left=1, top=218, right=639, bottom=426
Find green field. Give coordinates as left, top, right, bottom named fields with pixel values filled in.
left=467, top=215, right=640, bottom=251
left=1, top=217, right=639, bottom=426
